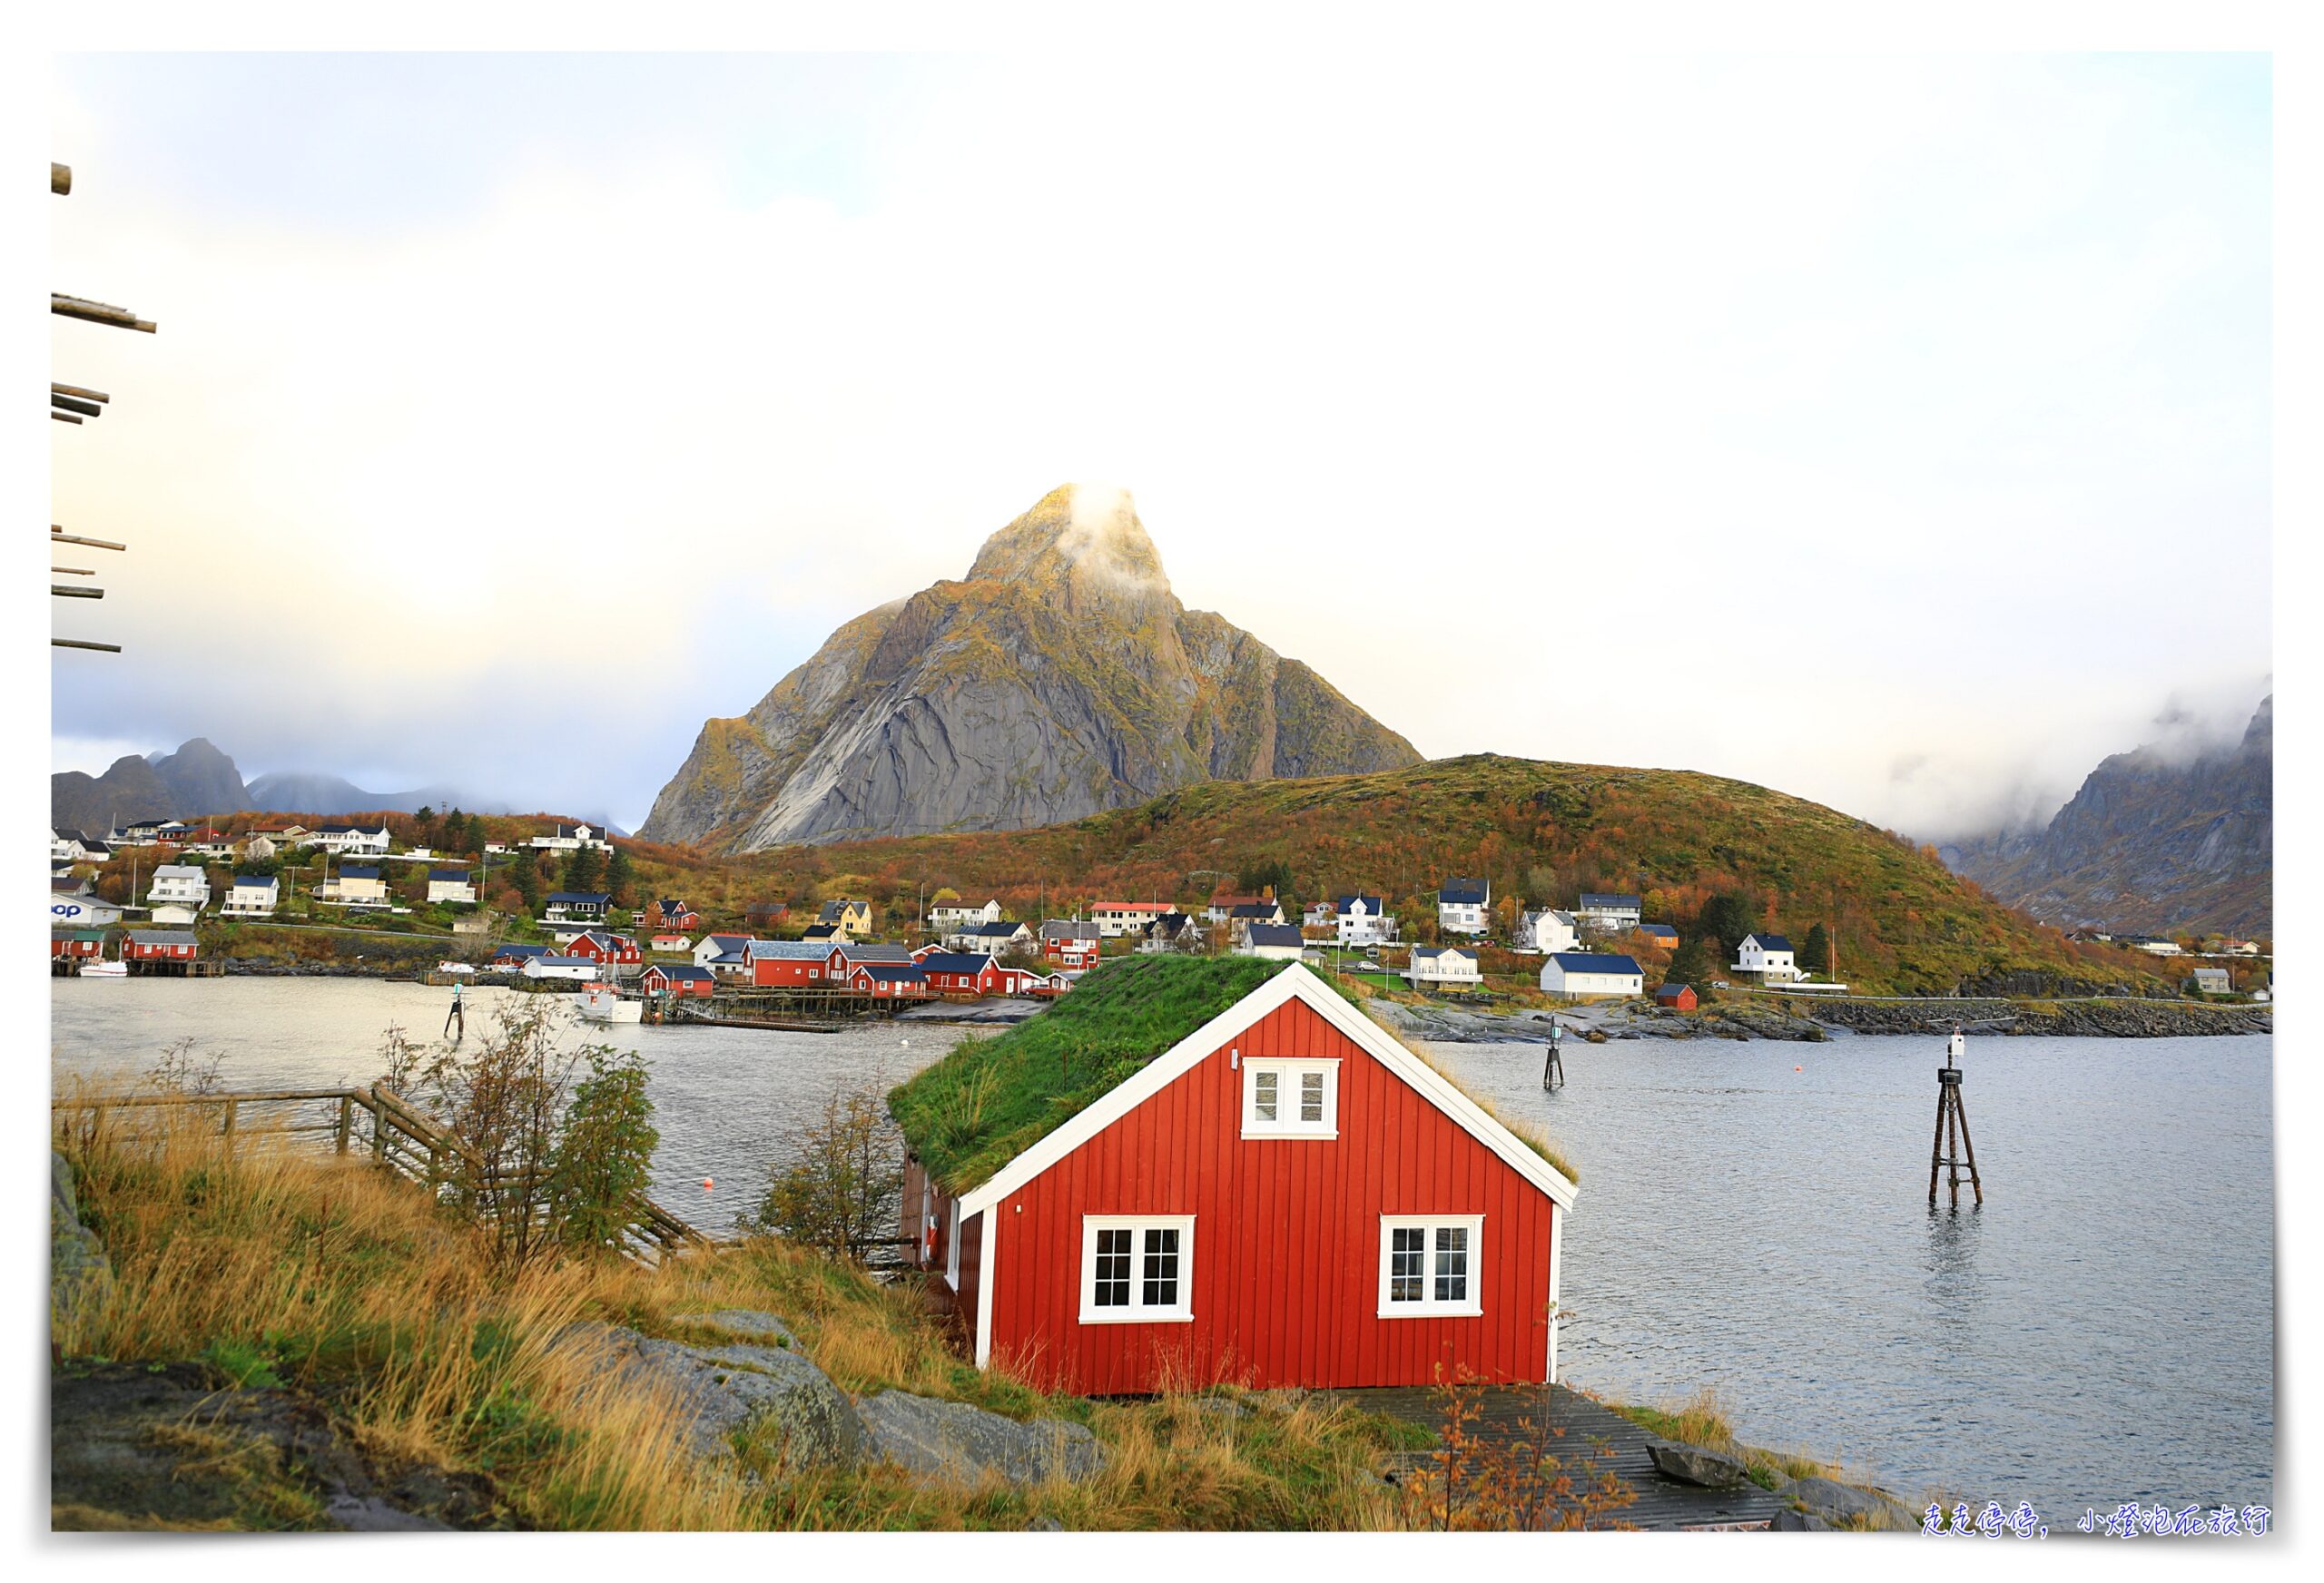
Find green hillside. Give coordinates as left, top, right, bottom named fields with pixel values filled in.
left=624, top=754, right=2164, bottom=997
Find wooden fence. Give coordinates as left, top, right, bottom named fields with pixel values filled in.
left=54, top=1083, right=704, bottom=1263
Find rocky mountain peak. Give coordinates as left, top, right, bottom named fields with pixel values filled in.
left=962, top=483, right=1171, bottom=615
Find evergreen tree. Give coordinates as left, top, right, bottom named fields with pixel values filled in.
left=562, top=843, right=605, bottom=895
left=1699, top=892, right=1754, bottom=957
left=1800, top=922, right=1832, bottom=978
left=512, top=851, right=542, bottom=912
left=1664, top=931, right=1712, bottom=992
left=606, top=846, right=635, bottom=908
left=442, top=808, right=470, bottom=853
left=414, top=805, right=438, bottom=847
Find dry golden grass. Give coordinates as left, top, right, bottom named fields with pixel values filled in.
left=1592, top=1384, right=1848, bottom=1493
left=54, top=1096, right=1418, bottom=1531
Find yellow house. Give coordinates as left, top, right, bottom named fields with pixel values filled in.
left=818, top=898, right=874, bottom=939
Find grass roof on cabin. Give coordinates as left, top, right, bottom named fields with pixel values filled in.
left=889, top=955, right=1297, bottom=1192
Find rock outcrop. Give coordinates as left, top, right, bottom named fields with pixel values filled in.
left=857, top=1391, right=1108, bottom=1487
left=1943, top=696, right=2271, bottom=939
left=556, top=1322, right=862, bottom=1467
left=641, top=485, right=1421, bottom=850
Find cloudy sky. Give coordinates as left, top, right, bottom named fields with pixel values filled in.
left=49, top=50, right=2270, bottom=836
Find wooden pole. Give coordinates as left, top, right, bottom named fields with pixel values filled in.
left=53, top=565, right=96, bottom=575
left=51, top=410, right=83, bottom=424
left=53, top=162, right=71, bottom=195
left=53, top=585, right=104, bottom=599
left=53, top=528, right=128, bottom=552
left=52, top=382, right=109, bottom=404
left=336, top=1095, right=353, bottom=1155
left=1927, top=1080, right=1948, bottom=1204
left=51, top=294, right=157, bottom=333
left=1953, top=1086, right=1984, bottom=1206
left=52, top=639, right=123, bottom=653
left=52, top=393, right=103, bottom=418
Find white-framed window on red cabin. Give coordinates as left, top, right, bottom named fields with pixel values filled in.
left=1240, top=1057, right=1339, bottom=1139
left=1377, top=1214, right=1484, bottom=1317
left=1078, top=1215, right=1195, bottom=1323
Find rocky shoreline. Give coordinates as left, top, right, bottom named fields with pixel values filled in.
left=1369, top=993, right=2270, bottom=1046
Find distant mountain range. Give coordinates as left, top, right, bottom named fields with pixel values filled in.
left=50, top=738, right=627, bottom=835
left=1940, top=696, right=2271, bottom=939
left=641, top=484, right=1421, bottom=850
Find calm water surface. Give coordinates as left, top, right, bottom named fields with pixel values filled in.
left=51, top=978, right=2274, bottom=1513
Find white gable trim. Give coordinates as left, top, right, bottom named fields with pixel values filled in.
left=956, top=963, right=1577, bottom=1217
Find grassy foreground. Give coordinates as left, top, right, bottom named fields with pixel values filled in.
left=51, top=1111, right=1421, bottom=1531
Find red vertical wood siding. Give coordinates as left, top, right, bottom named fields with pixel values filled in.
left=980, top=997, right=1557, bottom=1394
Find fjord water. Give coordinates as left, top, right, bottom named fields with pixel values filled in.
left=1430, top=1031, right=2274, bottom=1517
left=52, top=978, right=2272, bottom=1515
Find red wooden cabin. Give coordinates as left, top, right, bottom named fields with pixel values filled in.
left=641, top=963, right=716, bottom=998
left=52, top=930, right=103, bottom=961
left=849, top=961, right=931, bottom=998
left=567, top=930, right=642, bottom=968
left=649, top=899, right=703, bottom=932
left=919, top=952, right=1002, bottom=998
left=1653, top=982, right=1698, bottom=1011
left=895, top=962, right=1577, bottom=1395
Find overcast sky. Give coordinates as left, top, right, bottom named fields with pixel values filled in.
left=49, top=50, right=2270, bottom=837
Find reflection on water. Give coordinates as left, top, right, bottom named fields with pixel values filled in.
left=1428, top=1031, right=2272, bottom=1514
left=50, top=978, right=2272, bottom=1512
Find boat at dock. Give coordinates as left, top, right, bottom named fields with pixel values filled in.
left=77, top=959, right=127, bottom=978
left=576, top=982, right=643, bottom=1024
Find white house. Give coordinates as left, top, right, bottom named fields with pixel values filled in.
left=426, top=869, right=478, bottom=907
left=1136, top=912, right=1207, bottom=954
left=1405, top=945, right=1483, bottom=990
left=147, top=864, right=212, bottom=909
left=312, top=822, right=392, bottom=857
left=1514, top=908, right=1581, bottom=957
left=1540, top=951, right=1646, bottom=999
left=1733, top=933, right=1801, bottom=982
left=2131, top=937, right=2183, bottom=958
left=1334, top=895, right=1397, bottom=948
left=543, top=890, right=612, bottom=925
left=1302, top=900, right=1338, bottom=929
left=150, top=903, right=201, bottom=926
left=48, top=890, right=125, bottom=929
left=1091, top=901, right=1172, bottom=938
left=1436, top=878, right=1490, bottom=937
left=1237, top=922, right=1308, bottom=961
left=321, top=864, right=389, bottom=907
left=950, top=919, right=1037, bottom=955
left=695, top=933, right=755, bottom=977
left=528, top=821, right=611, bottom=854
left=1574, top=893, right=1642, bottom=934
left=223, top=874, right=280, bottom=918
left=51, top=829, right=91, bottom=863
left=521, top=955, right=597, bottom=982
left=2188, top=967, right=2232, bottom=995
left=1226, top=901, right=1288, bottom=944
left=930, top=899, right=1002, bottom=933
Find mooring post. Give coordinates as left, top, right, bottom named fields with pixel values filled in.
left=222, top=1098, right=238, bottom=1153
left=335, top=1094, right=353, bottom=1155
left=1929, top=1026, right=1984, bottom=1207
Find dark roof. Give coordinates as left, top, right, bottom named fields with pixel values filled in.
left=705, top=933, right=752, bottom=949
left=840, top=943, right=915, bottom=964
left=1411, top=945, right=1476, bottom=961
left=1579, top=893, right=1641, bottom=909
left=818, top=899, right=862, bottom=920
left=129, top=929, right=197, bottom=946
left=1547, top=952, right=1645, bottom=975
left=546, top=891, right=611, bottom=905
left=646, top=963, right=715, bottom=982
left=655, top=898, right=691, bottom=916
left=1655, top=982, right=1694, bottom=1000
left=1334, top=894, right=1385, bottom=912
left=1147, top=912, right=1196, bottom=933
left=1229, top=901, right=1281, bottom=919
left=429, top=869, right=470, bottom=882
left=231, top=874, right=277, bottom=889
left=917, top=952, right=999, bottom=975
left=492, top=943, right=553, bottom=959
left=54, top=826, right=87, bottom=841
left=1438, top=879, right=1488, bottom=905
left=1042, top=919, right=1100, bottom=940
left=801, top=922, right=839, bottom=939
left=338, top=865, right=381, bottom=880
left=320, top=821, right=388, bottom=835
left=852, top=961, right=927, bottom=983
left=1638, top=923, right=1679, bottom=938
left=1244, top=923, right=1305, bottom=949
left=1748, top=933, right=1794, bottom=952
left=962, top=919, right=1028, bottom=939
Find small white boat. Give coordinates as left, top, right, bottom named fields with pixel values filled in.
left=576, top=981, right=643, bottom=1024
left=78, top=960, right=127, bottom=978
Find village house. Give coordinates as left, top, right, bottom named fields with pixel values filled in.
left=312, top=821, right=392, bottom=857
left=1137, top=911, right=1207, bottom=954
left=1636, top=923, right=1679, bottom=951
left=542, top=890, right=612, bottom=925
left=113, top=817, right=168, bottom=844
left=1203, top=890, right=1271, bottom=925
left=1040, top=920, right=1102, bottom=970
left=52, top=930, right=105, bottom=968
left=2188, top=967, right=2232, bottom=996
left=320, top=864, right=389, bottom=908
left=1237, top=922, right=1308, bottom=962
left=236, top=834, right=278, bottom=864
left=2128, top=936, right=2184, bottom=958
left=745, top=939, right=838, bottom=988
left=1404, top=945, right=1483, bottom=991
left=801, top=922, right=840, bottom=941
left=919, top=952, right=1005, bottom=998
left=452, top=914, right=495, bottom=938
left=2219, top=939, right=2260, bottom=957
left=51, top=828, right=92, bottom=863
left=1226, top=900, right=1287, bottom=945
left=123, top=929, right=199, bottom=970
left=1301, top=899, right=1339, bottom=929
left=1333, top=895, right=1397, bottom=949
left=222, top=874, right=280, bottom=919
left=1091, top=901, right=1172, bottom=938
left=1574, top=893, right=1642, bottom=934
left=50, top=891, right=125, bottom=929
left=695, top=933, right=754, bottom=976
left=849, top=959, right=932, bottom=999
left=427, top=869, right=478, bottom=907
left=1539, top=951, right=1646, bottom=1000
left=743, top=900, right=791, bottom=931
left=528, top=821, right=611, bottom=854
left=649, top=931, right=692, bottom=956
left=646, top=898, right=702, bottom=932
left=931, top=899, right=1002, bottom=933
left=180, top=830, right=235, bottom=859
left=147, top=864, right=212, bottom=910
left=641, top=963, right=717, bottom=998
left=1733, top=933, right=1801, bottom=983
left=1655, top=982, right=1699, bottom=1011
left=950, top=919, right=1036, bottom=956
left=889, top=960, right=1578, bottom=1394
left=490, top=943, right=554, bottom=972
left=566, top=931, right=644, bottom=972
left=521, top=954, right=597, bottom=983
left=1514, top=908, right=1581, bottom=956
left=249, top=823, right=308, bottom=847
left=1435, top=878, right=1490, bottom=937
left=817, top=898, right=875, bottom=939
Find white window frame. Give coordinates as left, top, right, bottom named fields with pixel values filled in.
left=1377, top=1214, right=1485, bottom=1318
left=1078, top=1214, right=1196, bottom=1323
left=1241, top=1057, right=1340, bottom=1139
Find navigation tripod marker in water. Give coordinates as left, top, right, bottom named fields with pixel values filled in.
left=1930, top=1025, right=1984, bottom=1208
